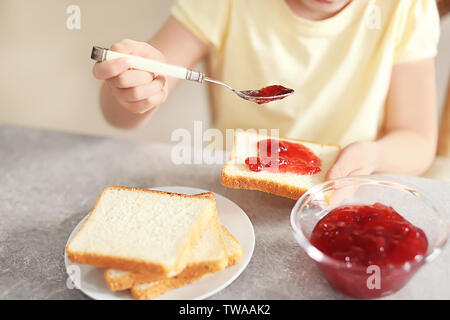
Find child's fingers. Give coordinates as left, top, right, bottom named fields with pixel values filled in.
left=111, top=39, right=166, bottom=61
left=326, top=142, right=377, bottom=180
left=346, top=168, right=373, bottom=176
left=325, top=148, right=354, bottom=180
left=327, top=183, right=360, bottom=207
left=107, top=69, right=154, bottom=89
left=115, top=77, right=165, bottom=102
left=121, top=100, right=158, bottom=115
left=326, top=165, right=372, bottom=181
left=146, top=89, right=167, bottom=108
left=325, top=164, right=348, bottom=181
left=93, top=58, right=130, bottom=80
left=99, top=39, right=168, bottom=114
left=109, top=86, right=154, bottom=114
left=118, top=85, right=167, bottom=115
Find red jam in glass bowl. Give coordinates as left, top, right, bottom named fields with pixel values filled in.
left=245, top=139, right=321, bottom=175
left=310, top=203, right=428, bottom=298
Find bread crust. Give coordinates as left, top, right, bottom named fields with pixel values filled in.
left=131, top=271, right=207, bottom=300
left=104, top=223, right=244, bottom=292
left=221, top=167, right=307, bottom=200
left=221, top=132, right=341, bottom=200
left=130, top=223, right=241, bottom=300
left=104, top=246, right=228, bottom=291
left=131, top=274, right=203, bottom=300
left=104, top=269, right=165, bottom=291
left=66, top=186, right=216, bottom=278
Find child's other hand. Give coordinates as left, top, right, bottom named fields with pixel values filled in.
left=326, top=141, right=379, bottom=180
left=92, top=39, right=168, bottom=114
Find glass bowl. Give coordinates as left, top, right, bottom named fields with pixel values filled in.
left=290, top=176, right=449, bottom=299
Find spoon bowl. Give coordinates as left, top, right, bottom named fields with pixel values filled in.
left=240, top=87, right=295, bottom=104
left=204, top=77, right=294, bottom=104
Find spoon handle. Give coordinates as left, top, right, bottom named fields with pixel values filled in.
left=91, top=46, right=205, bottom=82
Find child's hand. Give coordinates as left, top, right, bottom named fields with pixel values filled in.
left=93, top=39, right=168, bottom=114
left=326, top=141, right=379, bottom=180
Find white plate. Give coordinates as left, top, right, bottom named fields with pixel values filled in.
left=65, top=186, right=255, bottom=300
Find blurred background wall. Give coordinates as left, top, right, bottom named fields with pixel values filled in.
left=0, top=0, right=448, bottom=143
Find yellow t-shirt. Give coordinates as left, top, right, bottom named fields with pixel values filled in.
left=171, top=0, right=440, bottom=147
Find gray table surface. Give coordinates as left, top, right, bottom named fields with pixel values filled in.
left=1, top=123, right=449, bottom=300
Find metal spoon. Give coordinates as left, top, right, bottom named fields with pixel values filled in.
left=91, top=46, right=294, bottom=104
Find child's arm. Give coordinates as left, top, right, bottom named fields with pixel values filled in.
left=326, top=58, right=438, bottom=179
left=93, top=17, right=209, bottom=129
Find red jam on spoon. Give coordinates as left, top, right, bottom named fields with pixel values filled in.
left=245, top=139, right=321, bottom=175
left=242, top=85, right=294, bottom=104
left=310, top=203, right=428, bottom=298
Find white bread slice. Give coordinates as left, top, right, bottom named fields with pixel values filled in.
left=221, top=225, right=244, bottom=266
left=130, top=224, right=243, bottom=300
left=104, top=214, right=228, bottom=291
left=221, top=131, right=341, bottom=199
left=66, top=187, right=216, bottom=277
